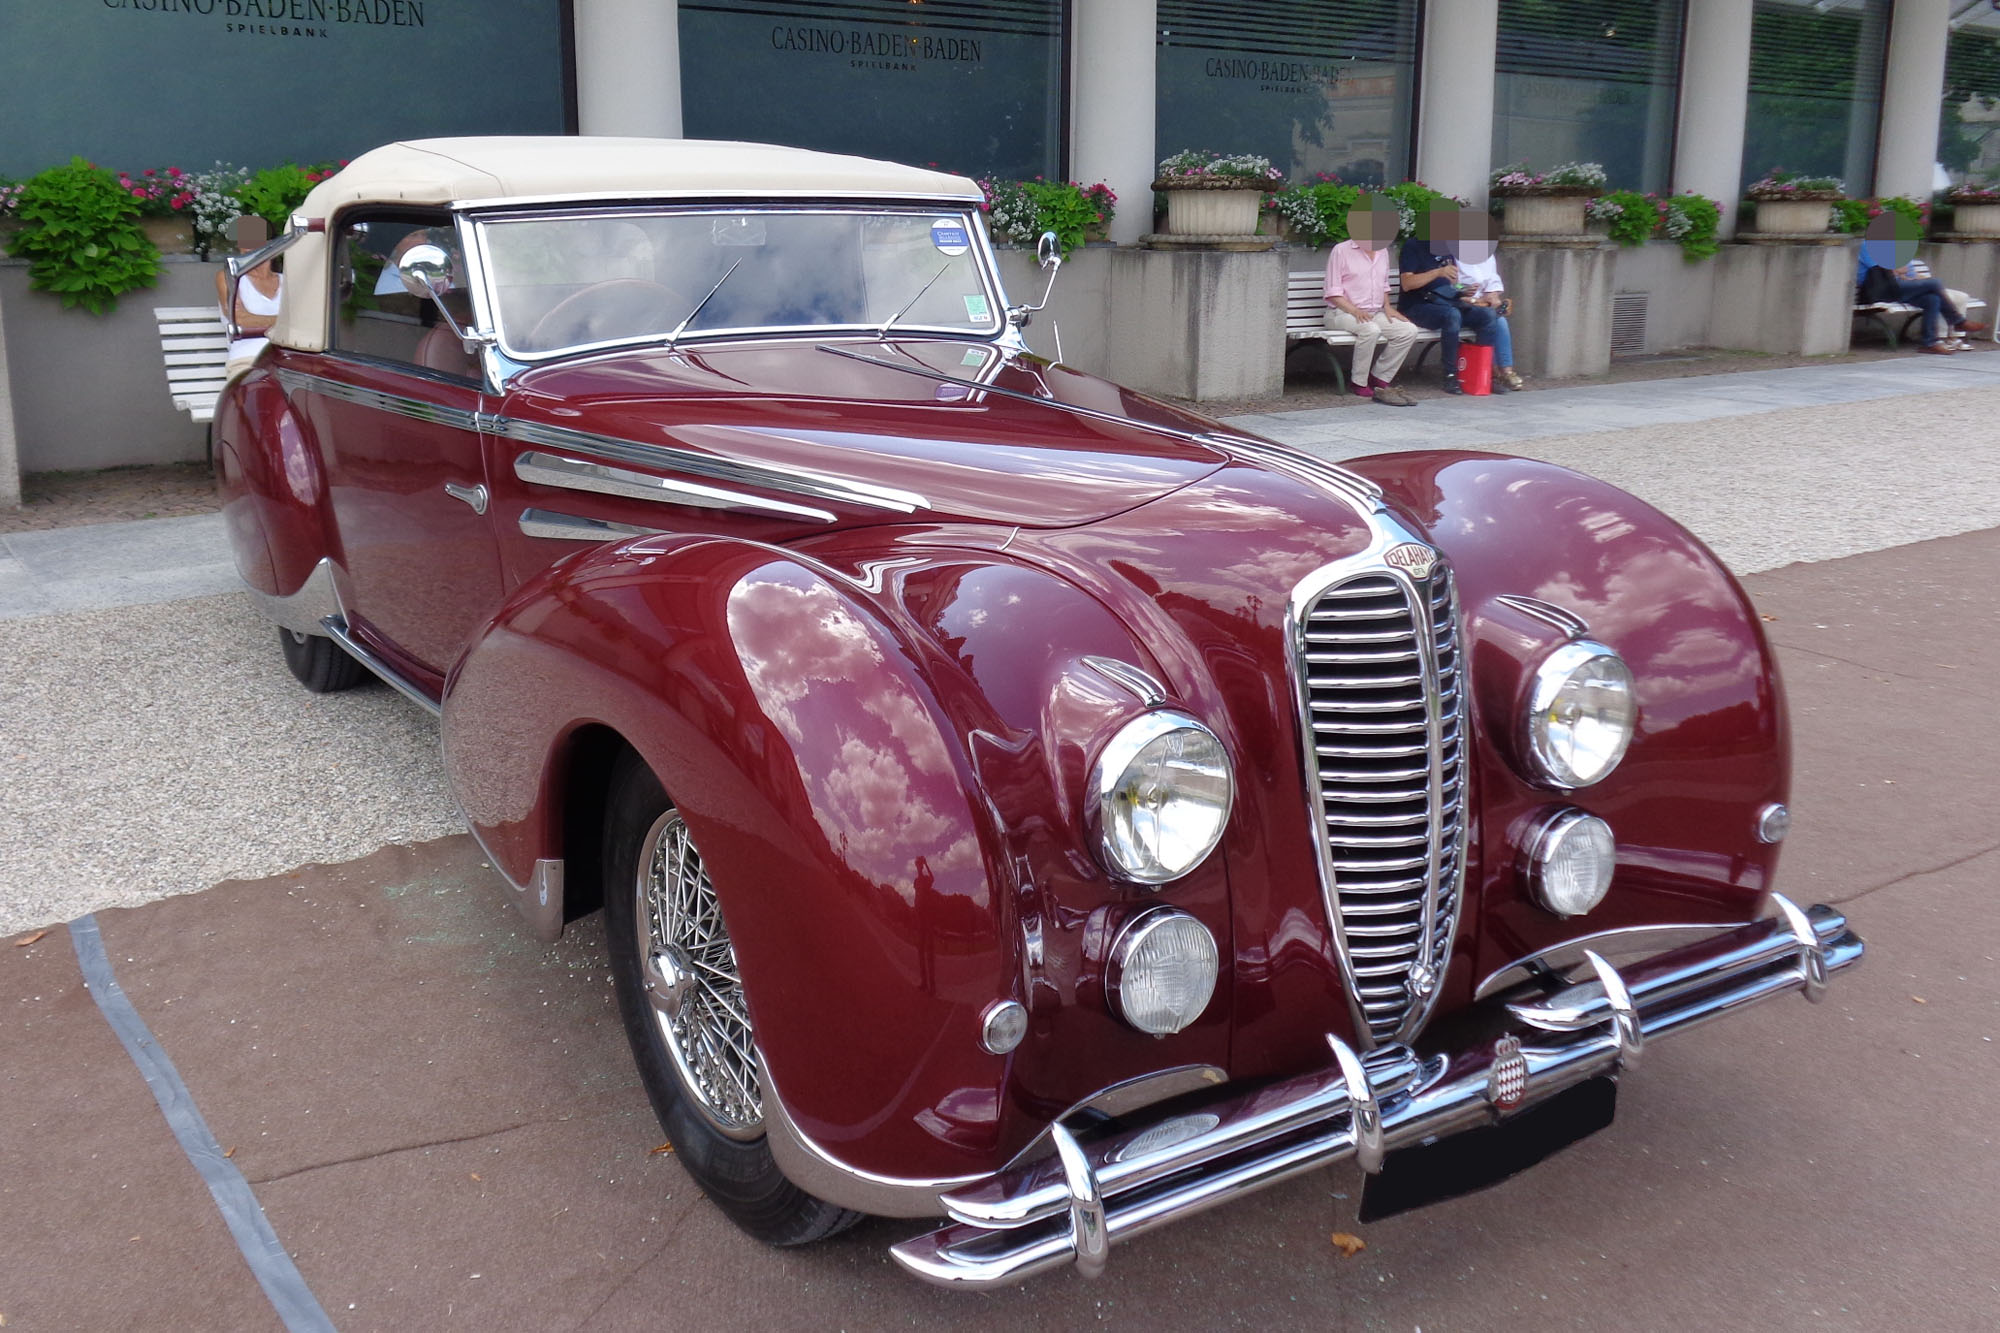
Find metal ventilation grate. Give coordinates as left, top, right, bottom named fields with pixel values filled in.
left=1611, top=291, right=1649, bottom=357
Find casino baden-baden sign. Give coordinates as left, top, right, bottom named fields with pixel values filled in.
left=96, top=0, right=428, bottom=40
left=768, top=22, right=986, bottom=72
left=2, top=1, right=566, bottom=177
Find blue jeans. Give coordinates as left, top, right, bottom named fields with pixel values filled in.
left=1398, top=296, right=1499, bottom=379
left=1891, top=277, right=1963, bottom=346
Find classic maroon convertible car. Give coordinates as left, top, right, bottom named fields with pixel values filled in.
left=216, top=138, right=1861, bottom=1287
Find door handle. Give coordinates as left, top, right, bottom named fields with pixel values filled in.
left=444, top=481, right=489, bottom=515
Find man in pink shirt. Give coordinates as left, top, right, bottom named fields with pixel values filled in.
left=1323, top=195, right=1419, bottom=406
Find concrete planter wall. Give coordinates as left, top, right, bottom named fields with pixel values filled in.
left=139, top=217, right=197, bottom=254
left=1162, top=188, right=1263, bottom=237
left=1950, top=203, right=2000, bottom=237
left=1753, top=200, right=1834, bottom=235
left=1498, top=195, right=1589, bottom=235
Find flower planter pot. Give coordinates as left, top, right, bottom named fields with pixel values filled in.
left=1950, top=203, right=2000, bottom=237
left=1752, top=200, right=1833, bottom=235
left=1162, top=188, right=1263, bottom=237
left=141, top=216, right=196, bottom=254
left=1498, top=195, right=1589, bottom=236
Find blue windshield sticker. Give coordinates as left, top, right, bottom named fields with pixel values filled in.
left=932, top=219, right=971, bottom=256
left=962, top=293, right=990, bottom=321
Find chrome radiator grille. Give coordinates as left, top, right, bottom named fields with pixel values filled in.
left=1296, top=564, right=1466, bottom=1046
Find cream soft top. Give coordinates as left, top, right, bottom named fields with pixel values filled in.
left=271, top=137, right=984, bottom=350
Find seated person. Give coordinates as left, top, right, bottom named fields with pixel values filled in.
left=216, top=254, right=282, bottom=384
left=1858, top=213, right=1985, bottom=353
left=1450, top=212, right=1523, bottom=392
left=1397, top=204, right=1498, bottom=393
left=1901, top=254, right=1982, bottom=350
left=1322, top=194, right=1420, bottom=407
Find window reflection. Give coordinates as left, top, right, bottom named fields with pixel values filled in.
left=1741, top=0, right=1888, bottom=196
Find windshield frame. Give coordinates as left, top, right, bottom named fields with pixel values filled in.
left=464, top=201, right=1007, bottom=364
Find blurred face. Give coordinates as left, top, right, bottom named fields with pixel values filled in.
left=1450, top=211, right=1497, bottom=264
left=1864, top=211, right=1919, bottom=266
left=1422, top=203, right=1461, bottom=250
left=1346, top=195, right=1398, bottom=251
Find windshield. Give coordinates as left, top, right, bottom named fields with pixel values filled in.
left=475, top=207, right=1000, bottom=358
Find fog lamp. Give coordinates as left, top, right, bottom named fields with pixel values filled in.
left=1107, top=909, right=1218, bottom=1035
left=1528, top=809, right=1617, bottom=918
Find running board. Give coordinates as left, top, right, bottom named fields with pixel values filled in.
left=319, top=615, right=442, bottom=716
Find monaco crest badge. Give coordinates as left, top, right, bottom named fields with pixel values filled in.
left=1488, top=1034, right=1528, bottom=1110
left=1384, top=543, right=1437, bottom=580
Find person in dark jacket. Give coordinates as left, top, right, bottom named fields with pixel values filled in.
left=1396, top=204, right=1498, bottom=393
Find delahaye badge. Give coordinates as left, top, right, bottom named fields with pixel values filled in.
left=1384, top=543, right=1438, bottom=579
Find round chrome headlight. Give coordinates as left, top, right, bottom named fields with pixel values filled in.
left=1089, top=711, right=1233, bottom=885
left=1107, top=909, right=1219, bottom=1035
left=1528, top=809, right=1617, bottom=917
left=1525, top=641, right=1636, bottom=788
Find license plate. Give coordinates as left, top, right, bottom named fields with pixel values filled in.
left=1358, top=1076, right=1617, bottom=1222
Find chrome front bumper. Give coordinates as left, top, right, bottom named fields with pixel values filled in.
left=890, top=894, right=1862, bottom=1289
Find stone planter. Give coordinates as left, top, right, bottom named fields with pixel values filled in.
left=1497, top=194, right=1590, bottom=236
left=1161, top=188, right=1263, bottom=237
left=1752, top=199, right=1834, bottom=235
left=1950, top=202, right=2000, bottom=236
left=141, top=216, right=196, bottom=254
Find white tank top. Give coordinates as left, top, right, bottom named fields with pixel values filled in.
left=229, top=273, right=283, bottom=360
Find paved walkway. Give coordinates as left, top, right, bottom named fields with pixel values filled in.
left=3, top=353, right=1998, bottom=622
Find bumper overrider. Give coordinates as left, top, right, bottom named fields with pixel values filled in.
left=890, top=895, right=1862, bottom=1288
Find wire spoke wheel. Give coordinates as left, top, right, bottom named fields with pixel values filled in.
left=635, top=809, right=763, bottom=1139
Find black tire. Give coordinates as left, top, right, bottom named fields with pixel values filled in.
left=602, top=750, right=862, bottom=1246
left=278, top=627, right=370, bottom=693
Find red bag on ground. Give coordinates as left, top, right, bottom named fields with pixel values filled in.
left=1457, top=342, right=1493, bottom=395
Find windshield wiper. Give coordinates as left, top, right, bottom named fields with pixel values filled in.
left=664, top=259, right=742, bottom=348
left=876, top=262, right=953, bottom=339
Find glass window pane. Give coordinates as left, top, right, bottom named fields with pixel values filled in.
left=1742, top=0, right=1888, bottom=196
left=679, top=1, right=1063, bottom=180
left=1492, top=0, right=1685, bottom=194
left=1942, top=14, right=2000, bottom=189
left=1156, top=1, right=1419, bottom=187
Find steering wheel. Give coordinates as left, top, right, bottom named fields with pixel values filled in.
left=527, top=280, right=686, bottom=351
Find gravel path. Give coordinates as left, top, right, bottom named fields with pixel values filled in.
left=3, top=363, right=1996, bottom=935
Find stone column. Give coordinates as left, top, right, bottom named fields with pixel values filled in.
left=573, top=0, right=683, bottom=138
left=1875, top=0, right=1950, bottom=201
left=1071, top=0, right=1157, bottom=245
left=1414, top=0, right=1499, bottom=207
left=1674, top=0, right=1753, bottom=238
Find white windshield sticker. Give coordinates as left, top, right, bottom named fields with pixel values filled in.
left=932, top=219, right=971, bottom=255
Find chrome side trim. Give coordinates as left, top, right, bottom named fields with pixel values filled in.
left=890, top=898, right=1863, bottom=1288
left=241, top=555, right=341, bottom=635
left=513, top=450, right=837, bottom=523
left=759, top=1064, right=984, bottom=1218
left=319, top=614, right=441, bottom=716
left=273, top=368, right=482, bottom=431
left=462, top=818, right=567, bottom=944
left=487, top=416, right=926, bottom=514
left=517, top=508, right=668, bottom=542
left=1081, top=655, right=1168, bottom=707
left=1495, top=593, right=1590, bottom=639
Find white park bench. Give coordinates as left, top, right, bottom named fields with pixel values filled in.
left=1853, top=293, right=1990, bottom=349
left=152, top=306, right=232, bottom=424
left=1284, top=271, right=1445, bottom=391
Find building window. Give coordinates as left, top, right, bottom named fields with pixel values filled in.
left=1492, top=0, right=1684, bottom=194
left=679, top=0, right=1063, bottom=181
left=1156, top=1, right=1419, bottom=187
left=1942, top=10, right=2000, bottom=190
left=1742, top=0, right=1889, bottom=197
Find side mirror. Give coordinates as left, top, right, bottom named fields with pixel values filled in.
left=397, top=243, right=453, bottom=300
left=1009, top=231, right=1066, bottom=328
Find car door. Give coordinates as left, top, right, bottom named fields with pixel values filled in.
left=293, top=209, right=505, bottom=686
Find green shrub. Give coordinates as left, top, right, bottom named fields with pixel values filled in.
left=979, top=178, right=1116, bottom=257
left=1656, top=193, right=1721, bottom=260
left=5, top=157, right=159, bottom=313
left=237, top=161, right=340, bottom=236
left=1586, top=190, right=1656, bottom=247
